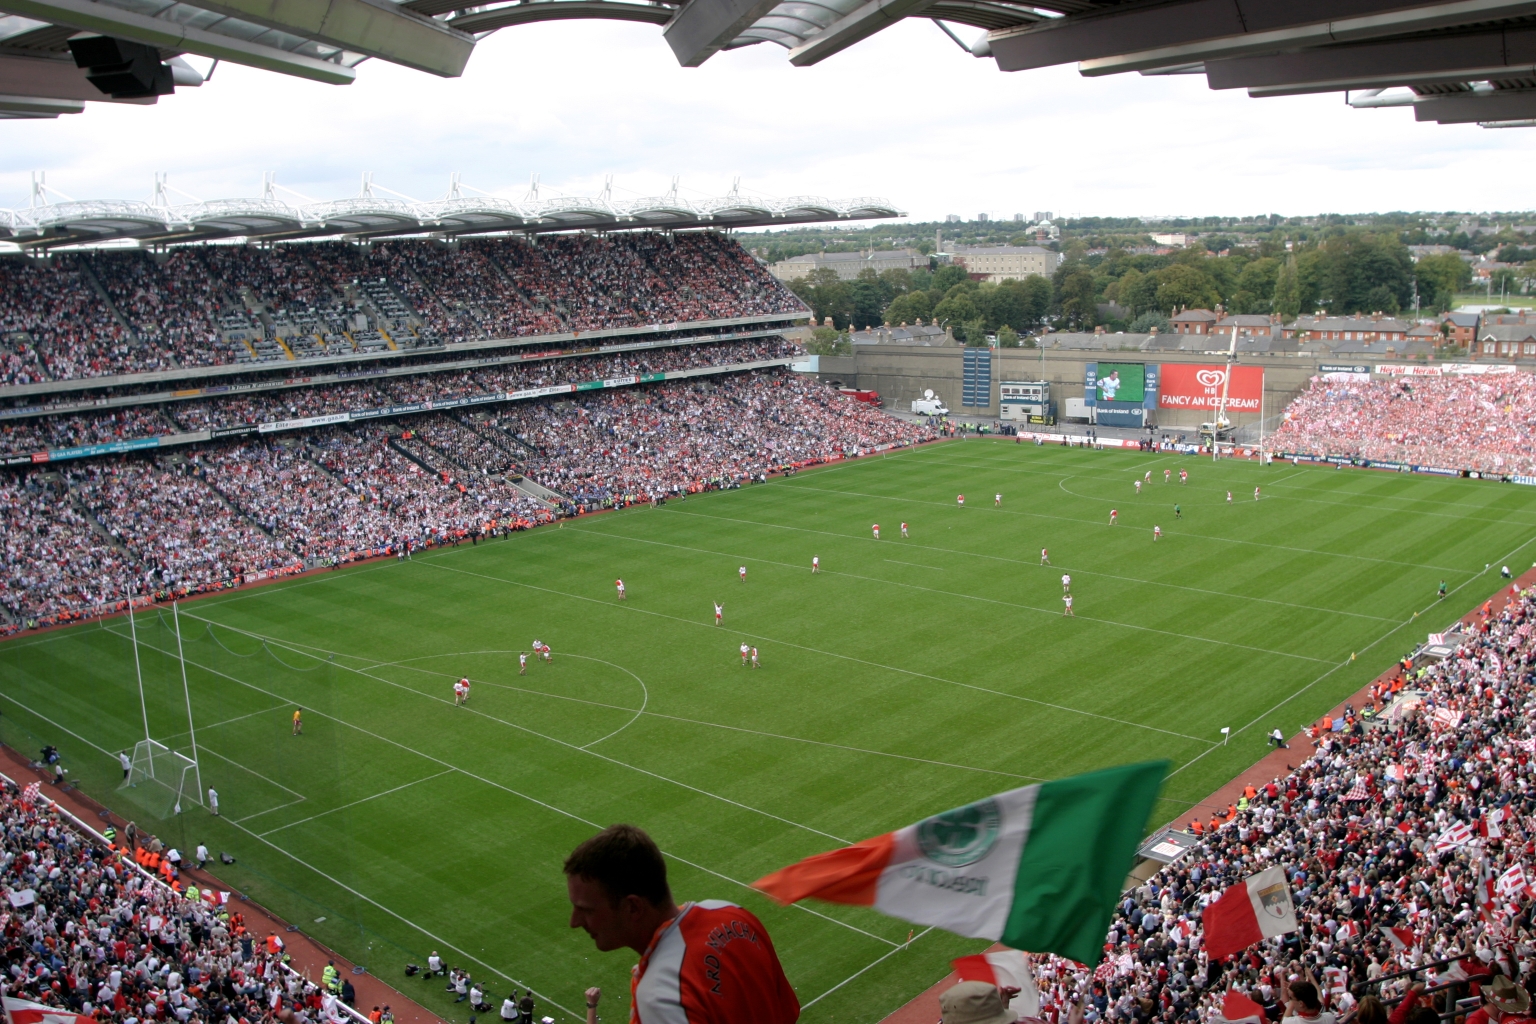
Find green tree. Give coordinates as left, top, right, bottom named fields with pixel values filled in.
left=1414, top=253, right=1471, bottom=313
left=1127, top=311, right=1171, bottom=334
left=962, top=317, right=990, bottom=346
left=933, top=291, right=979, bottom=326
left=1019, top=275, right=1053, bottom=329
left=804, top=326, right=851, bottom=356
left=1272, top=255, right=1302, bottom=320
left=996, top=325, right=1021, bottom=347
left=1153, top=264, right=1221, bottom=312
left=1107, top=267, right=1159, bottom=315
left=932, top=264, right=970, bottom=291
left=849, top=275, right=886, bottom=330
left=883, top=290, right=933, bottom=325
left=787, top=268, right=852, bottom=328
left=1318, top=232, right=1412, bottom=313
left=1228, top=257, right=1280, bottom=314
left=1054, top=264, right=1098, bottom=328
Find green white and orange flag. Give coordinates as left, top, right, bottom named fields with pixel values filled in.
left=752, top=761, right=1167, bottom=966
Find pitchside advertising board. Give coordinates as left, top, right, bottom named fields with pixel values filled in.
left=1157, top=364, right=1264, bottom=412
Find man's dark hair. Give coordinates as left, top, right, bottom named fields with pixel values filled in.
left=1289, top=983, right=1321, bottom=1013
left=563, top=824, right=671, bottom=906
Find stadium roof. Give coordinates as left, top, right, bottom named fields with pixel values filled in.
left=0, top=185, right=904, bottom=249
left=2, top=0, right=1532, bottom=126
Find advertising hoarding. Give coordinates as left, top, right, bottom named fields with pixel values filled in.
left=1157, top=364, right=1264, bottom=412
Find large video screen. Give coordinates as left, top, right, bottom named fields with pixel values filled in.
left=1095, top=363, right=1144, bottom=404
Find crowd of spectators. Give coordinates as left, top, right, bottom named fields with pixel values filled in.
left=1271, top=374, right=1536, bottom=476
left=1020, top=584, right=1536, bottom=1024
left=0, top=775, right=369, bottom=1024
left=0, top=370, right=930, bottom=633
left=0, top=233, right=804, bottom=383
left=500, top=370, right=933, bottom=508
left=0, top=337, right=796, bottom=456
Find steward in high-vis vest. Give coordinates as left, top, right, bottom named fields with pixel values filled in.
left=564, top=824, right=798, bottom=1024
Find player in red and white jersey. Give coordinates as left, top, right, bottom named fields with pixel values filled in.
left=1040, top=547, right=1049, bottom=564
left=1144, top=471, right=1152, bottom=483
left=714, top=602, right=723, bottom=626
left=518, top=652, right=528, bottom=676
left=1254, top=486, right=1261, bottom=501
left=750, top=647, right=759, bottom=669
left=565, top=824, right=798, bottom=1024
left=1134, top=480, right=1142, bottom=494
left=738, top=566, right=747, bottom=583
left=900, top=522, right=908, bottom=538
left=1179, top=468, right=1188, bottom=484
left=811, top=556, right=820, bottom=574
left=1109, top=509, right=1117, bottom=524
left=957, top=494, right=965, bottom=507
left=994, top=493, right=1002, bottom=507
left=1062, top=594, right=1074, bottom=616
left=739, top=643, right=749, bottom=667
left=1153, top=525, right=1162, bottom=541
left=454, top=677, right=470, bottom=705
left=872, top=523, right=880, bottom=540
left=1226, top=490, right=1233, bottom=504
left=616, top=579, right=626, bottom=601
left=1164, top=469, right=1171, bottom=483
left=1061, top=574, right=1071, bottom=593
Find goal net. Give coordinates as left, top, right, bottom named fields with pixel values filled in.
left=123, top=739, right=202, bottom=816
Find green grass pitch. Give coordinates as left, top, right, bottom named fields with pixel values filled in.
left=4, top=438, right=1536, bottom=1024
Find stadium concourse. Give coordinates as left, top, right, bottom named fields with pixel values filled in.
left=888, top=566, right=1536, bottom=1024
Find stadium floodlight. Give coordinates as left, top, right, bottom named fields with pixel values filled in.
left=124, top=739, right=203, bottom=815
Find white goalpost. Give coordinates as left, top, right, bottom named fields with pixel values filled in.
left=120, top=599, right=204, bottom=816
left=124, top=738, right=203, bottom=814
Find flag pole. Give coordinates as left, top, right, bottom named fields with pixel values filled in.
left=129, top=584, right=149, bottom=744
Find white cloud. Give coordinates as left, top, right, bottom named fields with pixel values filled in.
left=3, top=18, right=1533, bottom=221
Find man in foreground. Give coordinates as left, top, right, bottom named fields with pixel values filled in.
left=565, top=823, right=799, bottom=1024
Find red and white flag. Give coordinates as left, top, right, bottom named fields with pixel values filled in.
left=1201, top=866, right=1298, bottom=959
left=200, top=889, right=230, bottom=907
left=3, top=996, right=96, bottom=1024
left=1434, top=823, right=1476, bottom=850
left=1219, top=989, right=1266, bottom=1024
left=1385, top=765, right=1407, bottom=783
left=19, top=782, right=40, bottom=806
left=1337, top=920, right=1360, bottom=941
left=1380, top=925, right=1416, bottom=952
left=952, top=950, right=1039, bottom=1020
left=1496, top=864, right=1535, bottom=902
left=1481, top=806, right=1513, bottom=839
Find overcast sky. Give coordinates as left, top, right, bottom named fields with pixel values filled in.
left=4, top=17, right=1534, bottom=223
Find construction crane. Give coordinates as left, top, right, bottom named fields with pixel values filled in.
left=1198, top=324, right=1240, bottom=451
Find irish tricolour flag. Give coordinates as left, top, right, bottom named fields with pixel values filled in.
left=753, top=761, right=1166, bottom=965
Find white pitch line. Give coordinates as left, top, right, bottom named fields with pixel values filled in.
left=258, top=769, right=455, bottom=836
left=117, top=623, right=901, bottom=949
left=884, top=558, right=945, bottom=570
left=564, top=522, right=1335, bottom=666
left=799, top=927, right=935, bottom=1010
left=364, top=651, right=1046, bottom=782
left=412, top=558, right=1218, bottom=746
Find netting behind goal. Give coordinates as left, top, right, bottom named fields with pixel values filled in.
left=123, top=739, right=202, bottom=816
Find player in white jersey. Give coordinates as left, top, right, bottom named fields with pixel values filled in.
left=453, top=678, right=467, bottom=706
left=750, top=647, right=759, bottom=669
left=900, top=522, right=908, bottom=538
left=995, top=494, right=1002, bottom=507
left=1040, top=548, right=1050, bottom=565
left=740, top=643, right=750, bottom=666
left=1134, top=480, right=1142, bottom=494
left=615, top=578, right=626, bottom=601
left=1254, top=486, right=1261, bottom=500
left=1153, top=525, right=1162, bottom=541
left=812, top=556, right=820, bottom=573
left=1164, top=469, right=1171, bottom=483
left=872, top=523, right=880, bottom=540
left=1061, top=574, right=1071, bottom=593
left=739, top=565, right=747, bottom=582
left=518, top=652, right=528, bottom=676
left=1226, top=490, right=1233, bottom=504
left=1110, top=509, right=1118, bottom=524
left=714, top=602, right=723, bottom=625
left=1144, top=471, right=1152, bottom=483
left=1063, top=594, right=1074, bottom=616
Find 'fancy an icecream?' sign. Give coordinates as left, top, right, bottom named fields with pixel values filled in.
left=1157, top=364, right=1264, bottom=412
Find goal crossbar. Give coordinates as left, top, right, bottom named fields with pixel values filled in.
left=124, top=738, right=203, bottom=813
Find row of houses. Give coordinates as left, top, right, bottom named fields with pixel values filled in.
left=768, top=245, right=1062, bottom=283
left=1166, top=307, right=1532, bottom=355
